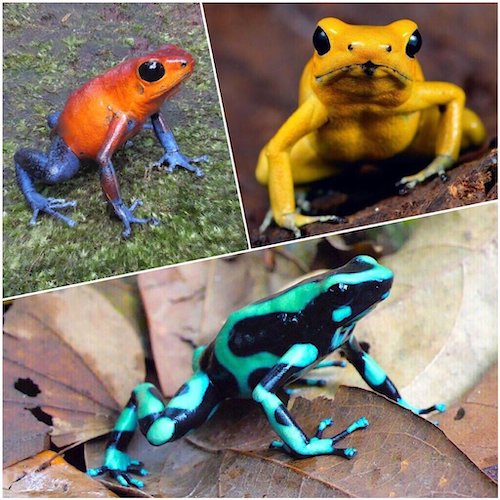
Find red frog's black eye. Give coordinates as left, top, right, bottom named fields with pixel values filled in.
left=405, top=29, right=422, bottom=58
left=313, top=26, right=330, bottom=55
left=138, top=60, right=165, bottom=82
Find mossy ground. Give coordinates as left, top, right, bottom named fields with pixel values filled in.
left=3, top=3, right=248, bottom=297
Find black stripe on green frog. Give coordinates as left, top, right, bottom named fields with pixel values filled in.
left=88, top=255, right=445, bottom=488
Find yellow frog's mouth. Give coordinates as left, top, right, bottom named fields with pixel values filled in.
left=315, top=61, right=411, bottom=85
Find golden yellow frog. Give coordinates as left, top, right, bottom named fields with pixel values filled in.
left=256, top=18, right=486, bottom=236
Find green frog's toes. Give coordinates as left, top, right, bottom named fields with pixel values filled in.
left=338, top=447, right=357, bottom=459
left=126, top=461, right=149, bottom=476
left=112, top=471, right=144, bottom=489
left=349, top=417, right=369, bottom=431
left=314, top=418, right=333, bottom=438
left=270, top=439, right=284, bottom=450
left=88, top=465, right=148, bottom=489
left=87, top=466, right=107, bottom=477
left=88, top=450, right=149, bottom=488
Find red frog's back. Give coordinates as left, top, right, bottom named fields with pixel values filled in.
left=56, top=45, right=194, bottom=160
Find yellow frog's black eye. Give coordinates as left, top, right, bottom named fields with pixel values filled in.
left=138, top=60, right=165, bottom=82
left=405, top=29, right=422, bottom=58
left=313, top=26, right=330, bottom=55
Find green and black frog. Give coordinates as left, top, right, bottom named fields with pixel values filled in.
left=88, top=255, right=444, bottom=488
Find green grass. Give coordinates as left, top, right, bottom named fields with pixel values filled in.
left=3, top=3, right=248, bottom=297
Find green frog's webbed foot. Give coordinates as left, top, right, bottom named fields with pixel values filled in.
left=155, top=151, right=208, bottom=177
left=88, top=451, right=149, bottom=489
left=28, top=193, right=77, bottom=227
left=112, top=199, right=160, bottom=239
left=270, top=416, right=368, bottom=459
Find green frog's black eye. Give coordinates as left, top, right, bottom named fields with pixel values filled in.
left=313, top=26, right=330, bottom=55
left=405, top=29, right=422, bottom=58
left=329, top=282, right=353, bottom=299
left=139, top=60, right=165, bottom=82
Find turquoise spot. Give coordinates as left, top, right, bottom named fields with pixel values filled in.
left=169, top=372, right=209, bottom=411
left=436, top=403, right=446, bottom=412
left=147, top=417, right=175, bottom=445
left=281, top=343, right=319, bottom=368
left=381, top=291, right=390, bottom=300
left=362, top=354, right=387, bottom=386
left=134, top=383, right=165, bottom=419
left=332, top=305, right=352, bottom=322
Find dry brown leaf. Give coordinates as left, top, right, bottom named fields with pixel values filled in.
left=86, top=387, right=496, bottom=497
left=92, top=276, right=149, bottom=343
left=3, top=450, right=116, bottom=497
left=438, top=363, right=498, bottom=470
left=3, top=286, right=145, bottom=466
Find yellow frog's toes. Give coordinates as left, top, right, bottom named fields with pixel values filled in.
left=258, top=209, right=275, bottom=234
left=274, top=212, right=345, bottom=238
left=396, top=154, right=454, bottom=193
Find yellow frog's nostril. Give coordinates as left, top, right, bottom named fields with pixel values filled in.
left=348, top=43, right=354, bottom=51
left=386, top=45, right=392, bottom=52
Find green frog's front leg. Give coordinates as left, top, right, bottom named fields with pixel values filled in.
left=253, top=343, right=368, bottom=459
left=343, top=335, right=446, bottom=415
left=88, top=372, right=222, bottom=488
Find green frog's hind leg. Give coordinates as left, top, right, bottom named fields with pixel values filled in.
left=88, top=372, right=222, bottom=488
left=252, top=343, right=368, bottom=459
left=342, top=335, right=446, bottom=415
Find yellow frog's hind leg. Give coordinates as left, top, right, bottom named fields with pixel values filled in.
left=407, top=106, right=486, bottom=157
left=460, top=107, right=487, bottom=150
left=399, top=106, right=487, bottom=189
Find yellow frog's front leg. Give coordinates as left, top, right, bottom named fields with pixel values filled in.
left=258, top=96, right=344, bottom=236
left=396, top=81, right=485, bottom=190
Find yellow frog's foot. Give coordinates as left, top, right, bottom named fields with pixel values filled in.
left=396, top=154, right=454, bottom=193
left=268, top=211, right=345, bottom=238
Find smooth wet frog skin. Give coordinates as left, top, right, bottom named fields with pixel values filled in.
left=14, top=45, right=208, bottom=238
left=256, top=18, right=487, bottom=236
left=88, top=255, right=445, bottom=488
